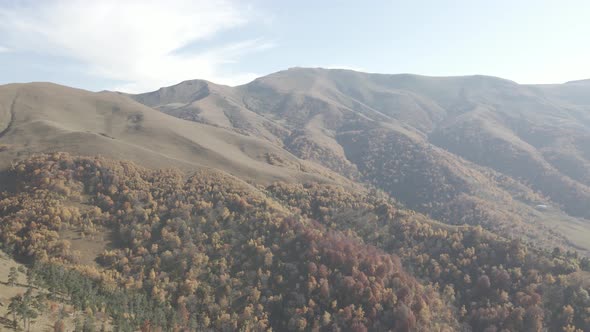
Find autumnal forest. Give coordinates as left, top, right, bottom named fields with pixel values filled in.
left=0, top=153, right=589, bottom=331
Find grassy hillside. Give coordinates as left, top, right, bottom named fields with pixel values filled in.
left=0, top=82, right=347, bottom=187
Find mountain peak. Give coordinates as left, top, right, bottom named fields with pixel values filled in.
left=131, top=79, right=213, bottom=106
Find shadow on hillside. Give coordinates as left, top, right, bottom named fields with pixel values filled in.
left=0, top=169, right=16, bottom=193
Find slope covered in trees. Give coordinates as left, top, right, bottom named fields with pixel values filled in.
left=267, top=182, right=590, bottom=331
left=1, top=153, right=589, bottom=331
left=0, top=153, right=459, bottom=331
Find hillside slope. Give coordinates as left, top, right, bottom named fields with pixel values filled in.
left=132, top=68, right=590, bottom=253
left=1, top=153, right=463, bottom=331
left=0, top=82, right=348, bottom=187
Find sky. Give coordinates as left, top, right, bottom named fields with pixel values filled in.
left=0, top=0, right=589, bottom=93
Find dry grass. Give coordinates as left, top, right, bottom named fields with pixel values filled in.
left=59, top=227, right=113, bottom=268
left=0, top=83, right=340, bottom=187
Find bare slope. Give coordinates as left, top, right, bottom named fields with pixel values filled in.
left=0, top=82, right=345, bottom=186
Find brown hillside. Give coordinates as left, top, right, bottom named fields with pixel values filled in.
left=0, top=82, right=348, bottom=187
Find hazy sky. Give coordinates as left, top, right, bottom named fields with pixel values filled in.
left=0, top=0, right=589, bottom=92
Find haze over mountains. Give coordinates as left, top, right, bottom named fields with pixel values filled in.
left=1, top=68, right=590, bottom=331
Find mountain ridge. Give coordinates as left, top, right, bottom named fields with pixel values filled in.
left=0, top=81, right=351, bottom=187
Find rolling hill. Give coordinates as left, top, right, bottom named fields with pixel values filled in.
left=0, top=82, right=349, bottom=187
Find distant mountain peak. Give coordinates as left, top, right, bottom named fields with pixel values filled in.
left=131, top=79, right=214, bottom=106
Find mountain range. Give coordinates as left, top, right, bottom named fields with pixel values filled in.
left=128, top=68, right=590, bottom=253
left=1, top=68, right=590, bottom=331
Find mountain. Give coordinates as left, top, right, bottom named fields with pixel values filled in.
left=131, top=68, right=590, bottom=254
left=1, top=68, right=590, bottom=331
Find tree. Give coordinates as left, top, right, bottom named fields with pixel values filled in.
left=8, top=266, right=19, bottom=286
left=394, top=304, right=416, bottom=332
left=476, top=275, right=491, bottom=293
left=22, top=288, right=39, bottom=332
left=524, top=306, right=544, bottom=332
left=83, top=316, right=96, bottom=332
left=54, top=320, right=66, bottom=332
left=7, top=294, right=21, bottom=329
left=7, top=291, right=38, bottom=331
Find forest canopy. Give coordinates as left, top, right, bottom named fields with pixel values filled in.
left=0, top=153, right=589, bottom=331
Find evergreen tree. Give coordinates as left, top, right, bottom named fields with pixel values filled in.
left=8, top=266, right=18, bottom=286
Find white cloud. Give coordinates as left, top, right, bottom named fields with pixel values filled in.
left=0, top=46, right=10, bottom=53
left=0, top=0, right=272, bottom=92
